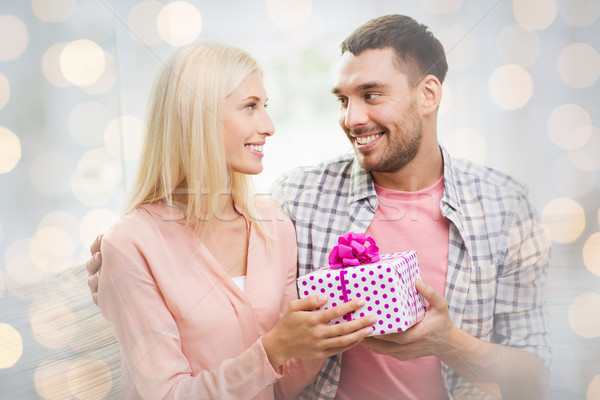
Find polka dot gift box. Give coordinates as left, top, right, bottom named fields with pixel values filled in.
left=297, top=232, right=426, bottom=336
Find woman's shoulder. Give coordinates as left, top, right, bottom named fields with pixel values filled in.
left=103, top=202, right=180, bottom=246
left=255, top=200, right=292, bottom=225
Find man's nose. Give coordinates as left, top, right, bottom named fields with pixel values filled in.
left=344, top=100, right=369, bottom=129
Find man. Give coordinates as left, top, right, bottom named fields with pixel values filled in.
left=88, top=14, right=551, bottom=399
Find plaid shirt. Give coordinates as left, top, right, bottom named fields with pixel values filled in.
left=270, top=146, right=551, bottom=399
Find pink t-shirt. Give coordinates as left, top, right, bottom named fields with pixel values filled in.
left=336, top=176, right=450, bottom=400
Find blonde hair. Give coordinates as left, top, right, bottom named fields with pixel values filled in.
left=125, top=42, right=270, bottom=240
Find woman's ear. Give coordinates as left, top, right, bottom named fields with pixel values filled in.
left=419, top=75, right=442, bottom=116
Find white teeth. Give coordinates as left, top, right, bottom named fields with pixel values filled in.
left=355, top=134, right=382, bottom=145
left=245, top=144, right=263, bottom=152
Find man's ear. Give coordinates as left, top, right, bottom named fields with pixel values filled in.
left=419, top=75, right=442, bottom=116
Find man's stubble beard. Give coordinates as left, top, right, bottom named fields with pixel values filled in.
left=355, top=100, right=423, bottom=174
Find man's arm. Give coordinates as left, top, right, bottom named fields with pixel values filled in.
left=86, top=234, right=103, bottom=306
left=362, top=280, right=549, bottom=399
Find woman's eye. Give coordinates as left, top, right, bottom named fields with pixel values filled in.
left=246, top=103, right=256, bottom=110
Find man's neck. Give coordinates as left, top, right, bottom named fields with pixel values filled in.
left=370, top=145, right=443, bottom=191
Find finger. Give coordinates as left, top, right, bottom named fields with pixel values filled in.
left=85, top=252, right=102, bottom=276
left=322, top=324, right=374, bottom=351
left=88, top=273, right=99, bottom=292
left=90, top=234, right=103, bottom=255
left=415, top=279, right=443, bottom=307
left=324, top=315, right=377, bottom=338
left=289, top=295, right=328, bottom=312
left=316, top=298, right=366, bottom=322
left=91, top=292, right=99, bottom=307
left=360, top=337, right=398, bottom=354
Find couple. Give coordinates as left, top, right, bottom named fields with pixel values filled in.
left=86, top=14, right=551, bottom=400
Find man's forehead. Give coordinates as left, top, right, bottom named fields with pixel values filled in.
left=333, top=48, right=403, bottom=91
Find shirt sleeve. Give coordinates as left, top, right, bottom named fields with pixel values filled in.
left=98, top=225, right=281, bottom=400
left=272, top=216, right=325, bottom=399
left=493, top=192, right=552, bottom=368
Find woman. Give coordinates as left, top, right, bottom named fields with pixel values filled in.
left=97, top=42, right=375, bottom=399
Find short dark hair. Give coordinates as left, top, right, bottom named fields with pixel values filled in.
left=340, top=15, right=448, bottom=85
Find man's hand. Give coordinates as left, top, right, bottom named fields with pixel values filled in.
left=363, top=279, right=549, bottom=399
left=362, top=279, right=454, bottom=360
left=86, top=234, right=103, bottom=306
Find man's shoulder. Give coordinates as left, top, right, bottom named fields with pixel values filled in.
left=450, top=156, right=529, bottom=198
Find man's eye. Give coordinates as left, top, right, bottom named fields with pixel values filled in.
left=365, top=93, right=380, bottom=100
left=336, top=97, right=348, bottom=106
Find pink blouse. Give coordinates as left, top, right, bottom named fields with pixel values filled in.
left=98, top=201, right=321, bottom=399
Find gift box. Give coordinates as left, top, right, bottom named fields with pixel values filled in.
left=297, top=233, right=426, bottom=336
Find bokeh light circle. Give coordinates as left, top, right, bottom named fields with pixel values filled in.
left=541, top=197, right=585, bottom=243
left=496, top=24, right=540, bottom=67
left=69, top=101, right=112, bottom=147
left=60, top=39, right=106, bottom=86
left=71, top=148, right=122, bottom=206
left=30, top=226, right=75, bottom=274
left=552, top=154, right=596, bottom=198
left=42, top=43, right=72, bottom=88
left=128, top=0, right=164, bottom=45
left=67, top=359, right=113, bottom=400
left=104, top=115, right=145, bottom=161
left=30, top=295, right=77, bottom=349
left=80, top=208, right=120, bottom=248
left=35, top=360, right=73, bottom=400
left=157, top=1, right=202, bottom=46
left=420, top=0, right=463, bottom=13
left=5, top=239, right=46, bottom=290
left=0, top=72, right=10, bottom=110
left=0, top=15, right=29, bottom=61
left=443, top=128, right=488, bottom=164
left=266, top=0, right=312, bottom=28
left=30, top=151, right=73, bottom=196
left=583, top=233, right=600, bottom=277
left=81, top=52, right=118, bottom=94
left=0, top=127, right=21, bottom=174
left=558, top=0, right=600, bottom=26
left=588, top=375, right=600, bottom=400
left=436, top=26, right=477, bottom=72
left=513, top=0, right=557, bottom=30
left=0, top=323, right=22, bottom=368
left=547, top=104, right=592, bottom=150
left=489, top=65, right=533, bottom=110
left=558, top=43, right=600, bottom=88
left=568, top=292, right=600, bottom=338
left=32, top=0, right=76, bottom=22
left=39, top=212, right=81, bottom=254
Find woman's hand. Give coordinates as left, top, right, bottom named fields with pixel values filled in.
left=262, top=295, right=376, bottom=369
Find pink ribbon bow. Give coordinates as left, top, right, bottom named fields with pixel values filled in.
left=328, top=232, right=380, bottom=269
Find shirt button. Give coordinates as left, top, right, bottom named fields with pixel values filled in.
left=325, top=384, right=332, bottom=393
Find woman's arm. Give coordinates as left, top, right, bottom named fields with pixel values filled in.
left=99, top=233, right=283, bottom=400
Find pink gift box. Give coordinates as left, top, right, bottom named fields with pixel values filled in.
left=297, top=251, right=426, bottom=336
